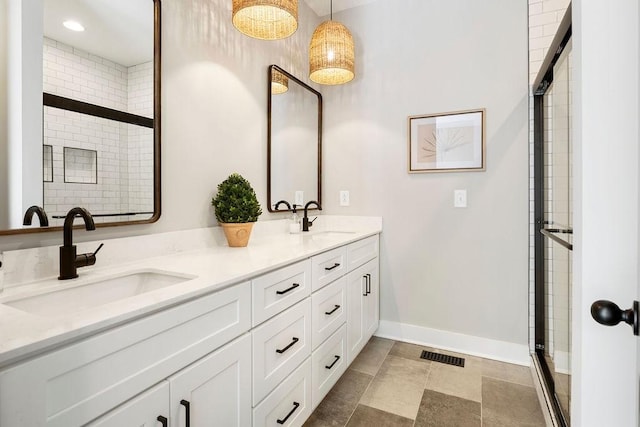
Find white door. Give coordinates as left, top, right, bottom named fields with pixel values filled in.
left=346, top=265, right=366, bottom=364
left=573, top=1, right=640, bottom=425
left=87, top=382, right=170, bottom=427
left=169, top=333, right=252, bottom=427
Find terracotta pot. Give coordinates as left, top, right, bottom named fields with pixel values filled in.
left=220, top=222, right=254, bottom=247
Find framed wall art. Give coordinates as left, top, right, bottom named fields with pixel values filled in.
left=408, top=108, right=485, bottom=173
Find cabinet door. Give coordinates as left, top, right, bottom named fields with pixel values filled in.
left=346, top=258, right=379, bottom=364
left=88, top=382, right=169, bottom=427
left=346, top=266, right=366, bottom=364
left=362, top=259, right=380, bottom=340
left=169, top=333, right=251, bottom=427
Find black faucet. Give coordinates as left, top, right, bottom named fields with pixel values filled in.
left=274, top=200, right=292, bottom=211
left=302, top=201, right=321, bottom=232
left=59, top=207, right=103, bottom=280
left=23, top=205, right=49, bottom=227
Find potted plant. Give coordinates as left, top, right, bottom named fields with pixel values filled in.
left=211, top=173, right=263, bottom=247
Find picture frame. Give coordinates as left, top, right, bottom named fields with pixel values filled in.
left=408, top=108, right=485, bottom=173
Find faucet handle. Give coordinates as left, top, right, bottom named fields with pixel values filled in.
left=75, top=243, right=103, bottom=269
left=92, top=243, right=104, bottom=256
left=304, top=216, right=318, bottom=231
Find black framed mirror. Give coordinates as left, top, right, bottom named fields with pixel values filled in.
left=0, top=0, right=161, bottom=235
left=267, top=65, right=322, bottom=212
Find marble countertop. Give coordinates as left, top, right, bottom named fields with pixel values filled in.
left=0, top=217, right=381, bottom=367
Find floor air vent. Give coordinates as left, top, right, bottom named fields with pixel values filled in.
left=420, top=350, right=465, bottom=367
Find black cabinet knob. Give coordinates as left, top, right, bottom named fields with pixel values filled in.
left=591, top=300, right=639, bottom=336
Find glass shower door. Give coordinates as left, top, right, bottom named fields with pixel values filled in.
left=538, top=40, right=573, bottom=425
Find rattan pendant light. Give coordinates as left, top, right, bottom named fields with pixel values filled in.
left=271, top=68, right=289, bottom=94
left=309, top=0, right=355, bottom=85
left=232, top=0, right=298, bottom=40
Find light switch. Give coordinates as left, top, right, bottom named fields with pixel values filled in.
left=340, top=190, right=350, bottom=206
left=454, top=190, right=467, bottom=208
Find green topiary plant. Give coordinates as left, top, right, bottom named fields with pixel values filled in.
left=211, top=173, right=263, bottom=223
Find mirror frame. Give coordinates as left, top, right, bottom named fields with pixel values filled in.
left=1, top=0, right=162, bottom=236
left=267, top=64, right=322, bottom=213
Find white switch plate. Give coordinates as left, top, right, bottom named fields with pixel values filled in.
left=294, top=191, right=304, bottom=206
left=339, top=190, right=350, bottom=206
left=454, top=189, right=467, bottom=208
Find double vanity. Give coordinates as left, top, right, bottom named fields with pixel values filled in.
left=0, top=216, right=381, bottom=426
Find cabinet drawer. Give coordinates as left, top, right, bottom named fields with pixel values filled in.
left=346, top=235, right=379, bottom=271
left=311, top=324, right=347, bottom=409
left=311, top=276, right=346, bottom=349
left=311, top=246, right=347, bottom=291
left=253, top=358, right=312, bottom=427
left=0, top=282, right=251, bottom=427
left=252, top=298, right=312, bottom=406
left=252, top=260, right=311, bottom=326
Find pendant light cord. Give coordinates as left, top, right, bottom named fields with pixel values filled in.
left=330, top=0, right=333, bottom=20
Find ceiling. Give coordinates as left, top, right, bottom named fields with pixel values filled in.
left=303, top=0, right=377, bottom=17
left=43, top=0, right=153, bottom=67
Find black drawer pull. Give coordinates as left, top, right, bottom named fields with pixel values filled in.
left=157, top=415, right=168, bottom=427
left=324, top=262, right=341, bottom=271
left=277, top=401, right=300, bottom=424
left=325, top=304, right=340, bottom=315
left=366, top=273, right=372, bottom=295
left=180, top=400, right=191, bottom=427
left=276, top=337, right=299, bottom=354
left=325, top=355, right=341, bottom=369
left=276, top=283, right=300, bottom=295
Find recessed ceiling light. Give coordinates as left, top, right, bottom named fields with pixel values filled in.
left=63, top=20, right=85, bottom=32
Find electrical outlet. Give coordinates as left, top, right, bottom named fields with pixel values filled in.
left=294, top=191, right=304, bottom=206
left=454, top=189, right=467, bottom=208
left=340, top=190, right=350, bottom=206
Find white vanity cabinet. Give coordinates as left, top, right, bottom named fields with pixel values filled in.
left=0, top=231, right=380, bottom=427
left=0, top=282, right=251, bottom=426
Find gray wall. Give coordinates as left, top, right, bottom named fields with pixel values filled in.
left=321, top=0, right=530, bottom=346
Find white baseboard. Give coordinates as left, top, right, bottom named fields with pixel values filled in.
left=375, top=320, right=531, bottom=366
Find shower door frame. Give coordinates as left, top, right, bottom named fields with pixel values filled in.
left=532, top=4, right=572, bottom=427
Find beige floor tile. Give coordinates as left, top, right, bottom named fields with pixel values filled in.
left=349, top=337, right=395, bottom=376
left=424, top=356, right=482, bottom=403
left=388, top=341, right=435, bottom=363
left=304, top=369, right=373, bottom=427
left=346, top=404, right=413, bottom=427
left=481, top=358, right=534, bottom=387
left=482, top=377, right=545, bottom=426
left=359, top=354, right=430, bottom=419
left=414, top=389, right=481, bottom=427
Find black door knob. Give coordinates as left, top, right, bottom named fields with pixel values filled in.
left=590, top=300, right=639, bottom=336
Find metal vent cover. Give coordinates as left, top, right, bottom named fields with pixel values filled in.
left=420, top=350, right=465, bottom=367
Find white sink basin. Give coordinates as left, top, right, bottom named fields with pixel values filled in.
left=4, top=270, right=195, bottom=317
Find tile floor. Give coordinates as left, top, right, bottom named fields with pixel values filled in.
left=304, top=337, right=546, bottom=427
